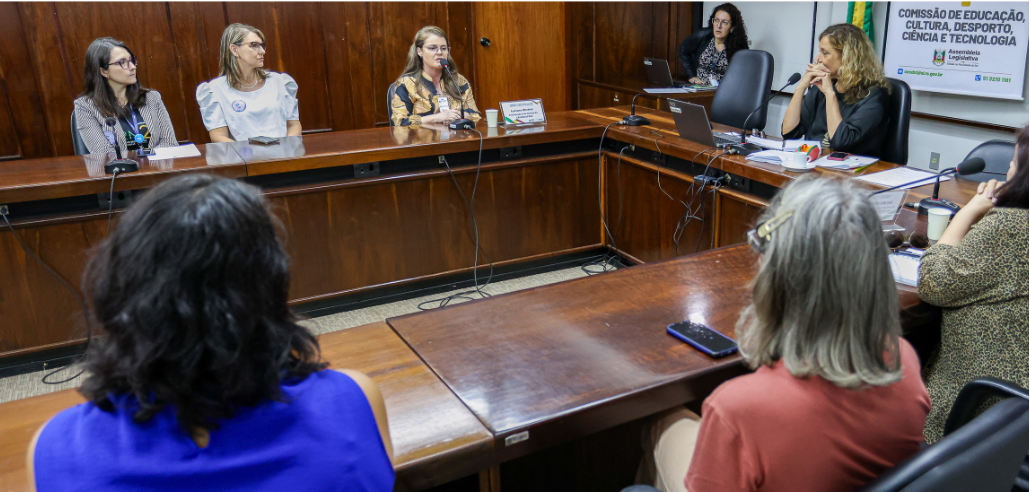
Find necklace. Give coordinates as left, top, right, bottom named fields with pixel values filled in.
left=239, top=76, right=260, bottom=90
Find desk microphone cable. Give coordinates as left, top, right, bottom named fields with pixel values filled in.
left=583, top=122, right=624, bottom=275
left=418, top=128, right=494, bottom=310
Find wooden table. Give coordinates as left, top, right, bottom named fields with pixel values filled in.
left=0, top=322, right=493, bottom=492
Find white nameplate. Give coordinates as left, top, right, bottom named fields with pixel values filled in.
left=500, top=99, right=546, bottom=125
left=505, top=430, right=530, bottom=446
left=872, top=190, right=908, bottom=221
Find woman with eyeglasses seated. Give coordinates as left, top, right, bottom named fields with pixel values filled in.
left=27, top=174, right=393, bottom=492
left=390, top=26, right=481, bottom=127
left=197, top=24, right=301, bottom=142
left=678, top=3, right=750, bottom=86
left=782, top=24, right=890, bottom=158
left=918, top=125, right=1029, bottom=444
left=74, top=38, right=178, bottom=155
left=635, top=177, right=930, bottom=492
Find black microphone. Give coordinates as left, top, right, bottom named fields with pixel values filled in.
left=102, top=117, right=139, bottom=174
left=622, top=93, right=650, bottom=126
left=728, top=73, right=802, bottom=156
left=869, top=157, right=985, bottom=216
left=438, top=59, right=475, bottom=130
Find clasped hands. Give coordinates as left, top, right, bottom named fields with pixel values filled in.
left=959, top=179, right=1004, bottom=224
left=802, top=62, right=835, bottom=96
left=422, top=109, right=464, bottom=125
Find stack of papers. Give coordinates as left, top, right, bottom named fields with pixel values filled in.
left=149, top=144, right=201, bottom=160
left=855, top=167, right=950, bottom=189
left=746, top=150, right=802, bottom=166
left=888, top=251, right=922, bottom=286
left=814, top=154, right=879, bottom=170
left=745, top=136, right=785, bottom=150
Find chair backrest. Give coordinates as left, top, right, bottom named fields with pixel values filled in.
left=859, top=382, right=1029, bottom=492
left=387, top=82, right=398, bottom=127
left=70, top=111, right=90, bottom=156
left=881, top=78, right=911, bottom=165
left=709, top=50, right=774, bottom=131
left=962, top=139, right=1016, bottom=183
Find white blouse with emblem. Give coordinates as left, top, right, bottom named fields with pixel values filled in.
left=196, top=71, right=299, bottom=142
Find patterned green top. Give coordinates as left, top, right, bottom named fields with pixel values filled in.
left=917, top=207, right=1029, bottom=443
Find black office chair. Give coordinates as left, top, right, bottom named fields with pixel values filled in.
left=387, top=82, right=399, bottom=126
left=70, top=111, right=90, bottom=156
left=859, top=378, right=1029, bottom=492
left=881, top=78, right=911, bottom=165
left=960, top=140, right=1016, bottom=183
left=709, top=50, right=774, bottom=131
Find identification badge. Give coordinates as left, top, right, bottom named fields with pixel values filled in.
left=437, top=95, right=450, bottom=111
left=134, top=133, right=145, bottom=144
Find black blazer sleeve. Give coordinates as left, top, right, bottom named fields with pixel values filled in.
left=782, top=89, right=817, bottom=140
left=679, top=29, right=712, bottom=80
left=829, top=88, right=886, bottom=152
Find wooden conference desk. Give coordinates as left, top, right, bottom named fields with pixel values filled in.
left=0, top=322, right=492, bottom=492
left=0, top=106, right=977, bottom=362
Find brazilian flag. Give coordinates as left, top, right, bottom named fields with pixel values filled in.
left=848, top=1, right=874, bottom=42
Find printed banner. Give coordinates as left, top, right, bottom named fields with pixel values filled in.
left=883, top=2, right=1028, bottom=100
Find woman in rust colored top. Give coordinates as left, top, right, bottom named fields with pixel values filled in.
left=634, top=176, right=931, bottom=492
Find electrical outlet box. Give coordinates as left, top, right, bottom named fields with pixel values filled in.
left=500, top=146, right=523, bottom=160
left=929, top=152, right=940, bottom=170
left=0, top=205, right=8, bottom=217
left=354, top=162, right=380, bottom=178
left=98, top=191, right=132, bottom=210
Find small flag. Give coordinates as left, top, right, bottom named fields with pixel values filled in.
left=848, top=1, right=874, bottom=43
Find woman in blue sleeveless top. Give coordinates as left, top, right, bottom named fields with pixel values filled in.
left=27, top=175, right=394, bottom=492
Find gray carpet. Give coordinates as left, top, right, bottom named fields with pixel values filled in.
left=0, top=266, right=592, bottom=405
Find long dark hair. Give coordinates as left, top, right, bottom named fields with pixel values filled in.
left=81, top=37, right=149, bottom=119
left=79, top=174, right=326, bottom=432
left=710, top=3, right=750, bottom=60
left=994, top=125, right=1029, bottom=209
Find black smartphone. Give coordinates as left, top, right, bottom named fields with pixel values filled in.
left=667, top=321, right=738, bottom=358
left=248, top=136, right=280, bottom=146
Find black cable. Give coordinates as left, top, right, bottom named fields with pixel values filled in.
left=1, top=211, right=91, bottom=384
left=418, top=129, right=494, bottom=310
left=106, top=169, right=120, bottom=237
left=583, top=122, right=625, bottom=275
left=673, top=150, right=728, bottom=256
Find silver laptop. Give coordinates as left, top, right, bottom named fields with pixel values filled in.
left=667, top=99, right=739, bottom=147
left=643, top=57, right=677, bottom=87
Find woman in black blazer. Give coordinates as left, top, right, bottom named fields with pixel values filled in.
left=74, top=37, right=177, bottom=155
left=678, top=3, right=750, bottom=85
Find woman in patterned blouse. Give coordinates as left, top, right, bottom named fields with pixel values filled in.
left=679, top=3, right=750, bottom=86
left=917, top=125, right=1029, bottom=443
left=390, top=26, right=481, bottom=127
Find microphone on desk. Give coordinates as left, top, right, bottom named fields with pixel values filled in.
left=728, top=73, right=802, bottom=157
left=439, top=59, right=476, bottom=130
left=622, top=93, right=651, bottom=126
left=869, top=157, right=985, bottom=215
left=102, top=117, right=140, bottom=175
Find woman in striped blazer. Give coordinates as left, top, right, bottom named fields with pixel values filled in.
left=74, top=37, right=177, bottom=155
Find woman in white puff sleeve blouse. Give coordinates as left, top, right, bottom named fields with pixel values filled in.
left=197, top=23, right=302, bottom=142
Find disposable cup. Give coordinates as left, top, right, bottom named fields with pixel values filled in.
left=926, top=207, right=952, bottom=241
left=486, top=109, right=499, bottom=128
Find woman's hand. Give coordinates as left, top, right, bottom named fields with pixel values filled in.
left=960, top=179, right=1001, bottom=224
left=422, top=110, right=461, bottom=125
left=799, top=63, right=828, bottom=90
left=688, top=77, right=704, bottom=85
left=812, top=71, right=835, bottom=96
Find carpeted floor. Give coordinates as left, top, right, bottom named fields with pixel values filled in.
left=0, top=266, right=593, bottom=405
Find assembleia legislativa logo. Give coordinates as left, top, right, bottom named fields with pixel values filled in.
left=933, top=49, right=946, bottom=66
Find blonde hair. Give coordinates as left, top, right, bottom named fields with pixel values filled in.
left=736, top=176, right=902, bottom=389
left=398, top=26, right=462, bottom=100
left=821, top=23, right=889, bottom=105
left=219, top=23, right=268, bottom=90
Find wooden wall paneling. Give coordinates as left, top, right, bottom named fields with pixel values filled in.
left=369, top=2, right=450, bottom=126
left=567, top=2, right=595, bottom=84
left=16, top=2, right=76, bottom=157
left=0, top=215, right=106, bottom=355
left=668, top=2, right=695, bottom=80
left=593, top=3, right=670, bottom=88
left=0, top=3, right=54, bottom=160
left=167, top=2, right=229, bottom=145
left=714, top=189, right=766, bottom=248
left=472, top=2, right=568, bottom=113
left=225, top=3, right=333, bottom=134
left=445, top=2, right=476, bottom=99
left=49, top=3, right=188, bottom=152
left=320, top=2, right=374, bottom=131
left=0, top=67, right=21, bottom=161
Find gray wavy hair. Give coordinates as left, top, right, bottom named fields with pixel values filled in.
left=736, top=175, right=902, bottom=388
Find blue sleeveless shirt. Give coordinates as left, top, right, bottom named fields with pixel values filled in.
left=34, top=370, right=394, bottom=492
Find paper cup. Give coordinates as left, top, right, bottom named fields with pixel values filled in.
left=926, top=207, right=952, bottom=241
left=486, top=109, right=499, bottom=128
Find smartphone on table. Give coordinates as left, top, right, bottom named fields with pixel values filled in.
left=826, top=152, right=850, bottom=161
left=667, top=321, right=738, bottom=358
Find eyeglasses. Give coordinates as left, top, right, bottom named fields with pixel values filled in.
left=236, top=41, right=267, bottom=52
left=884, top=230, right=929, bottom=250
left=746, top=210, right=794, bottom=253
left=423, top=45, right=449, bottom=54
left=712, top=19, right=731, bottom=27
left=107, top=56, right=138, bottom=70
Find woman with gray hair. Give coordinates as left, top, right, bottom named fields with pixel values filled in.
left=638, top=176, right=930, bottom=492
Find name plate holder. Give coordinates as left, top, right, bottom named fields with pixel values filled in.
left=875, top=190, right=910, bottom=231
left=500, top=99, right=546, bottom=126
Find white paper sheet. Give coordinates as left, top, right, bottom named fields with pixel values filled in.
left=855, top=167, right=950, bottom=189
left=814, top=154, right=879, bottom=170
left=149, top=144, right=201, bottom=160
left=744, top=136, right=784, bottom=150
left=888, top=252, right=921, bottom=287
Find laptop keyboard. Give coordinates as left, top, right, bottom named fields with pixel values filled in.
left=712, top=133, right=738, bottom=146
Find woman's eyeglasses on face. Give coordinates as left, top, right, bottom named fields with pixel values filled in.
left=712, top=19, right=731, bottom=28
left=107, top=56, right=138, bottom=70
left=423, top=45, right=449, bottom=54
left=236, top=41, right=267, bottom=52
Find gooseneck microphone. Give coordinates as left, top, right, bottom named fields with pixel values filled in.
left=869, top=157, right=986, bottom=215
left=622, top=94, right=650, bottom=126
left=729, top=72, right=802, bottom=157
left=438, top=59, right=475, bottom=130
left=102, top=117, right=140, bottom=174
